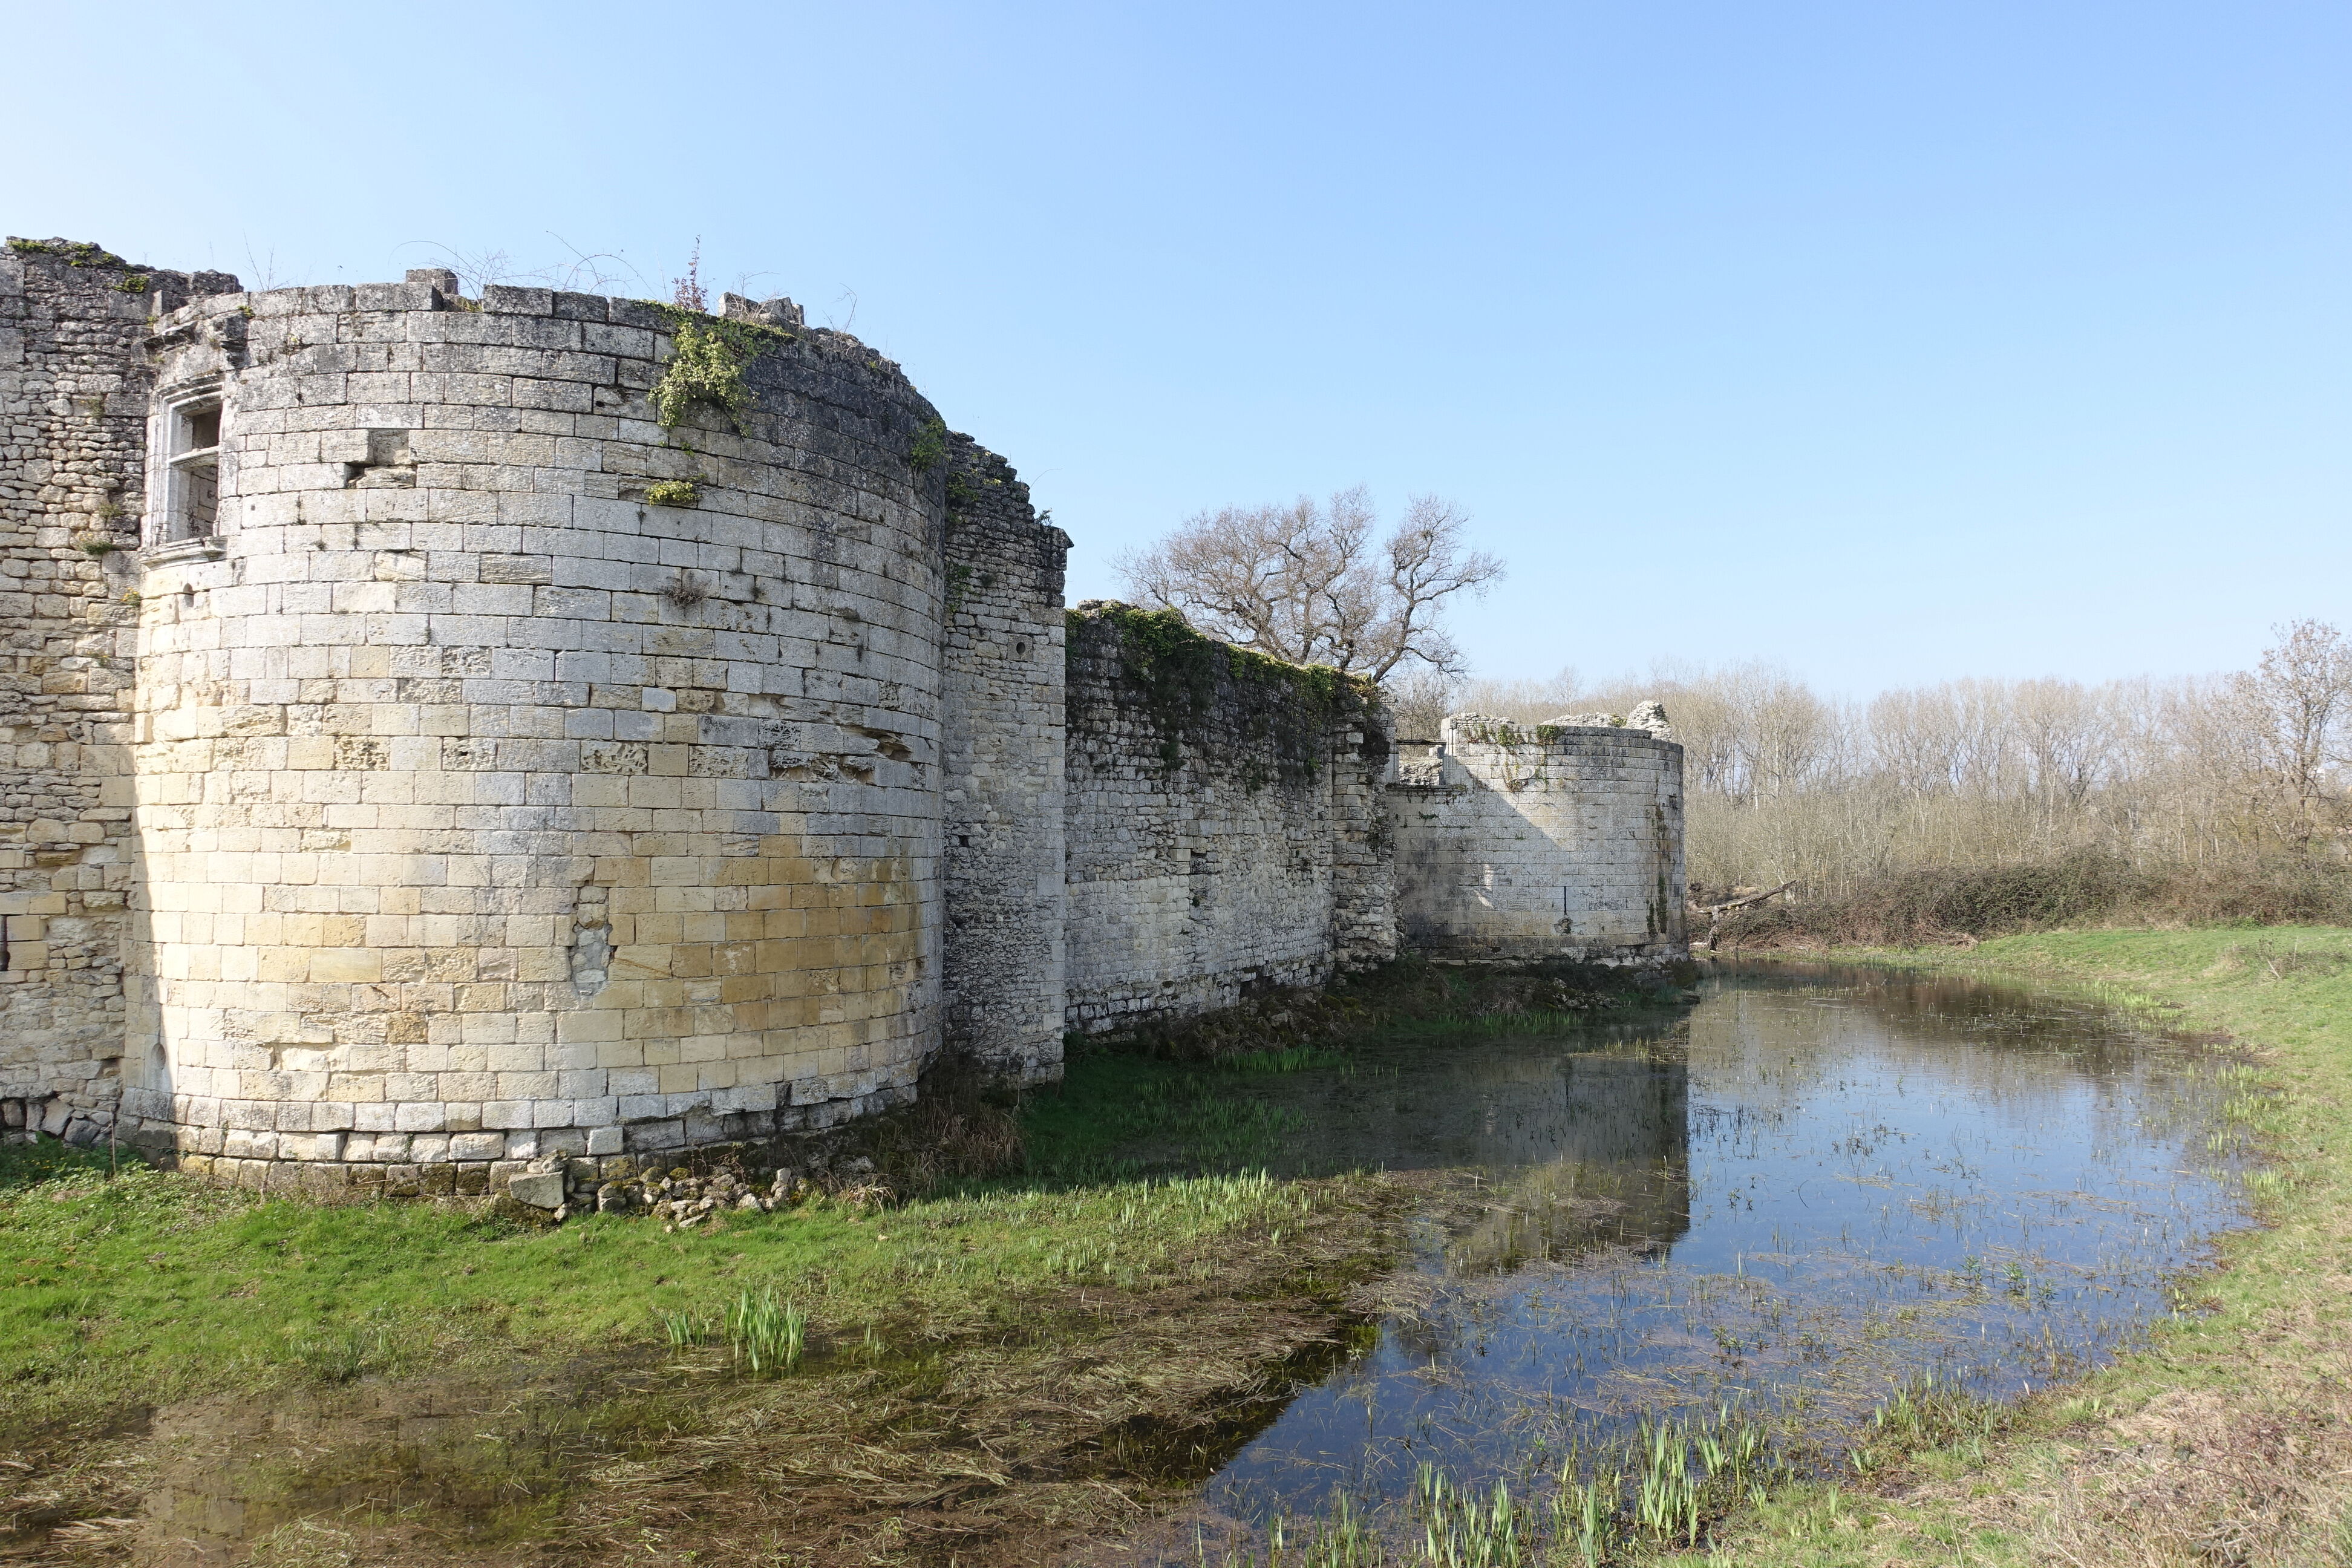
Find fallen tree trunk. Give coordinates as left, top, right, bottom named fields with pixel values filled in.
left=1689, top=882, right=1795, bottom=947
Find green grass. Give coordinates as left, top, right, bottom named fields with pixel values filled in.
left=0, top=954, right=1673, bottom=1436
left=0, top=1129, right=1341, bottom=1426
left=1018, top=1045, right=1332, bottom=1178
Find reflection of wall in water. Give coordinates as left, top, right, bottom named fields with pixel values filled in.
left=1282, top=1045, right=1690, bottom=1264
left=1448, top=1051, right=1691, bottom=1273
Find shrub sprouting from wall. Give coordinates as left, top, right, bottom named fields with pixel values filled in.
left=1070, top=602, right=1379, bottom=786
left=648, top=306, right=793, bottom=432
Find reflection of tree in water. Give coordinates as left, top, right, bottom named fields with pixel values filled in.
left=1692, top=966, right=2218, bottom=1143
left=1313, top=1047, right=1692, bottom=1372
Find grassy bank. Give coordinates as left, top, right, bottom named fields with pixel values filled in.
left=1676, top=927, right=2352, bottom=1567
left=0, top=1099, right=1408, bottom=1564
left=0, top=958, right=1687, bottom=1564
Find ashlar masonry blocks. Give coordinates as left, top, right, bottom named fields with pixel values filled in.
left=2, top=237, right=1685, bottom=1191
left=1387, top=713, right=1687, bottom=958
left=119, top=269, right=953, bottom=1172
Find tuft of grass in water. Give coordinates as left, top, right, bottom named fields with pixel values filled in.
left=659, top=1307, right=707, bottom=1349
left=287, top=1313, right=407, bottom=1385
left=1844, top=1371, right=2006, bottom=1478
left=1199, top=1410, right=1792, bottom=1567
left=244, top=1519, right=359, bottom=1568
left=724, top=1288, right=807, bottom=1376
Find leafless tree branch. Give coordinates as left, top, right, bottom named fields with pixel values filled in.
left=1116, top=488, right=1504, bottom=681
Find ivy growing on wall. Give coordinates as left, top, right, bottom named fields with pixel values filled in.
left=1449, top=717, right=1575, bottom=746
left=1449, top=713, right=1647, bottom=746
left=647, top=305, right=793, bottom=433
left=1072, top=604, right=1379, bottom=786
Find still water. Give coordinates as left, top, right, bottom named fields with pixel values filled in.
left=85, top=967, right=2249, bottom=1564
left=1183, top=964, right=2249, bottom=1527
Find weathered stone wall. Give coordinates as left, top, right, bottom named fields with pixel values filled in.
left=1, top=238, right=1693, bottom=1194
left=938, top=435, right=1068, bottom=1080
left=1387, top=713, right=1686, bottom=958
left=1063, top=604, right=1395, bottom=1032
left=114, top=275, right=952, bottom=1190
left=0, top=242, right=237, bottom=1145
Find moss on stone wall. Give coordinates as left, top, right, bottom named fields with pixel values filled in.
left=909, top=418, right=948, bottom=472
left=1070, top=603, right=1379, bottom=785
left=1449, top=716, right=1575, bottom=746
left=5, top=238, right=132, bottom=269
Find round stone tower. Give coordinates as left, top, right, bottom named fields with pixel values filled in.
left=119, top=275, right=949, bottom=1187
left=1385, top=711, right=1687, bottom=959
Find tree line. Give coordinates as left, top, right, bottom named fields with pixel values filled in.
left=1115, top=487, right=2350, bottom=929
left=1414, top=621, right=2352, bottom=912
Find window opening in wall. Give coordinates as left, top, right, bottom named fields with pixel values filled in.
left=163, top=399, right=221, bottom=541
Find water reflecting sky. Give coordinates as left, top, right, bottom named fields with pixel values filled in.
left=1191, top=967, right=2247, bottom=1524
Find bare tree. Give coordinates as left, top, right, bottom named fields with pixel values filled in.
left=1383, top=666, right=1461, bottom=741
left=1443, top=621, right=2352, bottom=898
left=2231, top=619, right=2352, bottom=852
left=1117, top=486, right=1504, bottom=680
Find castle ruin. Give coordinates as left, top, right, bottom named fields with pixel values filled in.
left=0, top=239, right=1684, bottom=1195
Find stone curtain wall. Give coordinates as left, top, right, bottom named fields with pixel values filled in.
left=1063, top=604, right=1396, bottom=1032
left=939, top=436, right=1070, bottom=1080
left=0, top=244, right=237, bottom=1145
left=1387, top=715, right=1687, bottom=958
left=1, top=238, right=1697, bottom=1192
left=116, top=276, right=950, bottom=1190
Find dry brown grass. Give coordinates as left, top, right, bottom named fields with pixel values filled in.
left=1713, top=857, right=2352, bottom=953
left=1904, top=1266, right=2352, bottom=1567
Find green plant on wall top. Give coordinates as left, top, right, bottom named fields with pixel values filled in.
left=909, top=418, right=948, bottom=473
left=648, top=305, right=792, bottom=433
left=6, top=238, right=131, bottom=269
left=1073, top=604, right=1377, bottom=785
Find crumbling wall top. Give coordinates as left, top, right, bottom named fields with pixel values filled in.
left=1440, top=701, right=1677, bottom=749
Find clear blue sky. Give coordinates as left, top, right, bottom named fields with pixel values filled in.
left=11, top=2, right=2346, bottom=693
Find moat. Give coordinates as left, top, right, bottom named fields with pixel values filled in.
left=1145, top=964, right=2250, bottom=1547
left=73, top=966, right=2251, bottom=1566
